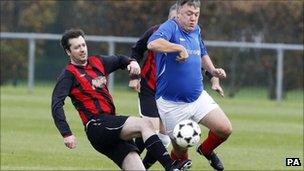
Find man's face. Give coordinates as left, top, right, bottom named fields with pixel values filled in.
left=177, top=4, right=200, bottom=32
left=66, top=36, right=88, bottom=64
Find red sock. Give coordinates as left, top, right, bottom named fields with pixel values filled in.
left=199, top=130, right=226, bottom=156
left=171, top=149, right=188, bottom=162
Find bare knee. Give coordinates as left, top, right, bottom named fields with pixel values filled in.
left=138, top=118, right=156, bottom=140
left=223, top=124, right=232, bottom=138
left=140, top=118, right=154, bottom=131
left=142, top=116, right=161, bottom=131
left=215, top=122, right=232, bottom=139
left=122, top=152, right=145, bottom=170
left=202, top=109, right=233, bottom=139
left=120, top=117, right=156, bottom=141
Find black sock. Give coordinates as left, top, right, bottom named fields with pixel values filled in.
left=135, top=137, right=145, bottom=154
left=143, top=150, right=158, bottom=169
left=144, top=134, right=173, bottom=169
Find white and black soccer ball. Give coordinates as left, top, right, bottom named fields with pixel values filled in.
left=173, top=119, right=201, bottom=148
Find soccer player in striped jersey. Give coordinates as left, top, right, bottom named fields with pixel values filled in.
left=51, top=29, right=191, bottom=171
left=147, top=0, right=232, bottom=170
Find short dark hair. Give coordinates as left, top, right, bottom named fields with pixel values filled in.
left=60, top=29, right=85, bottom=52
left=177, top=0, right=200, bottom=8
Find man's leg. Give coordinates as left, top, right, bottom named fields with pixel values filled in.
left=120, top=117, right=191, bottom=171
left=141, top=117, right=171, bottom=169
left=122, top=151, right=145, bottom=170
left=134, top=136, right=145, bottom=153
left=155, top=97, right=192, bottom=164
left=198, top=107, right=232, bottom=170
left=170, top=140, right=189, bottom=161
left=137, top=89, right=171, bottom=169
left=198, top=107, right=232, bottom=155
left=134, top=116, right=162, bottom=153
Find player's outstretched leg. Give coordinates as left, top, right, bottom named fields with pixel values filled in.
left=143, top=131, right=191, bottom=171
left=121, top=117, right=192, bottom=171
left=142, top=132, right=170, bottom=169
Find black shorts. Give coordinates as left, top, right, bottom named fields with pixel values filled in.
left=139, top=81, right=159, bottom=118
left=85, top=115, right=139, bottom=168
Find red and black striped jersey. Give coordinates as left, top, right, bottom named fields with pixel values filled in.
left=51, top=55, right=133, bottom=137
left=131, top=25, right=160, bottom=91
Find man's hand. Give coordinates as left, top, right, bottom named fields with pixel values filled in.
left=129, top=79, right=141, bottom=92
left=176, top=45, right=189, bottom=62
left=212, top=68, right=226, bottom=79
left=63, top=135, right=76, bottom=149
left=127, top=61, right=140, bottom=75
left=91, top=76, right=107, bottom=89
left=210, top=77, right=224, bottom=97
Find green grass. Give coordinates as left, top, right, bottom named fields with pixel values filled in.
left=1, top=85, right=303, bottom=170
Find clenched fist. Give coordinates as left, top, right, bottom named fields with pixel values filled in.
left=176, top=45, right=189, bottom=62
left=127, top=61, right=141, bottom=75
left=212, top=68, right=226, bottom=79
left=63, top=135, right=77, bottom=149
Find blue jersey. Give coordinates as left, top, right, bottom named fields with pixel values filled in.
left=148, top=19, right=208, bottom=103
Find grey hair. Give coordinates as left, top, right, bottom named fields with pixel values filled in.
left=168, top=3, right=178, bottom=19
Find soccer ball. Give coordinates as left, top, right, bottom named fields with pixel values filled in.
left=173, top=119, right=201, bottom=148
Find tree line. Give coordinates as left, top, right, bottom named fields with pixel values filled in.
left=1, top=0, right=303, bottom=99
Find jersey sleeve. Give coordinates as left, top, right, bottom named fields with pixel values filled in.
left=100, top=55, right=133, bottom=73
left=51, top=70, right=74, bottom=137
left=131, top=25, right=159, bottom=62
left=148, top=20, right=176, bottom=43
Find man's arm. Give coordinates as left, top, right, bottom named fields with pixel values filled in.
left=101, top=55, right=139, bottom=75
left=199, top=34, right=225, bottom=96
left=51, top=70, right=76, bottom=149
left=147, top=20, right=189, bottom=61
left=101, top=55, right=141, bottom=91
left=147, top=38, right=183, bottom=53
left=129, top=26, right=160, bottom=93
left=201, top=54, right=216, bottom=74
left=210, top=77, right=225, bottom=97
left=203, top=69, right=225, bottom=97
left=131, top=25, right=159, bottom=62
left=100, top=55, right=140, bottom=76
left=202, top=54, right=226, bottom=79
left=147, top=38, right=189, bottom=61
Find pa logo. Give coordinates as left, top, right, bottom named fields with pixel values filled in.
left=286, top=158, right=301, bottom=166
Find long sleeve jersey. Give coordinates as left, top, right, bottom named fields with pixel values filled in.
left=51, top=55, right=133, bottom=137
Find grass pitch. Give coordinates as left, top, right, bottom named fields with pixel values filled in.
left=1, top=85, right=303, bottom=170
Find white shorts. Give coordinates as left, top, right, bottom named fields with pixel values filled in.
left=156, top=90, right=219, bottom=139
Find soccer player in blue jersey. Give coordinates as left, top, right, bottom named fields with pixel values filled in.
left=147, top=0, right=232, bottom=170
left=130, top=3, right=224, bottom=169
